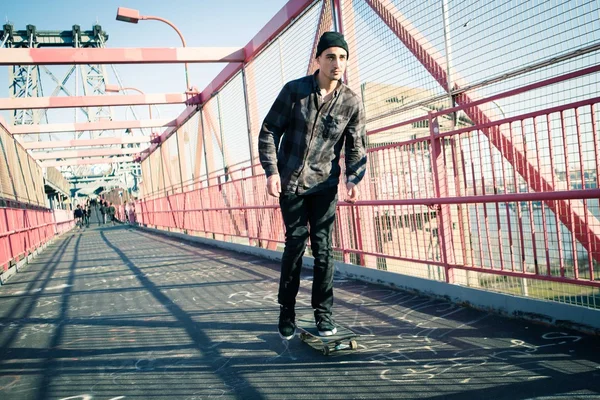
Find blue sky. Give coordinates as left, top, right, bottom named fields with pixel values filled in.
left=1, top=0, right=290, bottom=123
left=2, top=0, right=598, bottom=172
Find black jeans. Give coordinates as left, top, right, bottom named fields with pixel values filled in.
left=278, top=187, right=338, bottom=318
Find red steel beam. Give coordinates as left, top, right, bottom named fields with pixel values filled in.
left=40, top=156, right=134, bottom=168
left=23, top=137, right=151, bottom=150
left=0, top=93, right=187, bottom=110
left=8, top=118, right=175, bottom=134
left=193, top=0, right=316, bottom=105
left=32, top=147, right=141, bottom=160
left=306, top=1, right=333, bottom=75
left=0, top=47, right=245, bottom=66
left=142, top=0, right=315, bottom=163
left=139, top=105, right=197, bottom=162
left=366, top=0, right=600, bottom=263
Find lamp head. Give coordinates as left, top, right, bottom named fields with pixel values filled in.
left=104, top=84, right=120, bottom=93
left=116, top=7, right=141, bottom=24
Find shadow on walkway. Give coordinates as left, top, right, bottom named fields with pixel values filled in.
left=0, top=223, right=598, bottom=399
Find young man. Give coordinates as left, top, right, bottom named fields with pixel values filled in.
left=74, top=204, right=84, bottom=229
left=258, top=32, right=367, bottom=340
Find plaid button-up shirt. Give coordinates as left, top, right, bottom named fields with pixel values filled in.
left=258, top=71, right=367, bottom=195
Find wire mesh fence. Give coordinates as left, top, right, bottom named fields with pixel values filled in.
left=0, top=122, right=46, bottom=206
left=138, top=0, right=600, bottom=308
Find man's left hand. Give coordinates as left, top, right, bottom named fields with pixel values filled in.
left=345, top=182, right=358, bottom=203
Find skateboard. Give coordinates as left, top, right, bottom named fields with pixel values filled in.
left=296, top=314, right=359, bottom=356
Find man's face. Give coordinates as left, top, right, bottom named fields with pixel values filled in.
left=317, top=46, right=348, bottom=82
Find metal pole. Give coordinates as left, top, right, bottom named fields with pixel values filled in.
left=216, top=94, right=229, bottom=181
left=147, top=154, right=154, bottom=199
left=441, top=0, right=455, bottom=122
left=21, top=35, right=33, bottom=125
left=199, top=108, right=210, bottom=184
left=241, top=66, right=257, bottom=175
left=331, top=0, right=339, bottom=32
left=0, top=34, right=9, bottom=47
left=174, top=129, right=185, bottom=192
left=199, top=107, right=215, bottom=240
left=159, top=144, right=169, bottom=197
left=75, top=32, right=79, bottom=127
left=142, top=15, right=190, bottom=90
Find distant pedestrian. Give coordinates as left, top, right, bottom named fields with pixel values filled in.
left=99, top=202, right=106, bottom=225
left=108, top=202, right=116, bottom=226
left=74, top=205, right=84, bottom=229
left=83, top=206, right=90, bottom=227
left=128, top=201, right=136, bottom=224
left=124, top=203, right=130, bottom=224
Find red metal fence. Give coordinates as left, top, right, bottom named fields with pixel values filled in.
left=0, top=119, right=75, bottom=274
left=136, top=76, right=600, bottom=291
left=135, top=0, right=600, bottom=307
left=0, top=201, right=74, bottom=273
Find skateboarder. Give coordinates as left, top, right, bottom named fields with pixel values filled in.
left=258, top=32, right=367, bottom=340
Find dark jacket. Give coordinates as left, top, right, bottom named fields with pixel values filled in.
left=258, top=71, right=367, bottom=195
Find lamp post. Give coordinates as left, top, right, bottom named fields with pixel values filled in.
left=116, top=7, right=191, bottom=91
left=106, top=83, right=155, bottom=192
left=105, top=84, right=153, bottom=119
left=106, top=83, right=185, bottom=193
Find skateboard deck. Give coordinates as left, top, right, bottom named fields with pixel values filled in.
left=296, top=314, right=359, bottom=355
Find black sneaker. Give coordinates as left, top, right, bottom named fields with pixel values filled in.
left=278, top=307, right=296, bottom=340
left=316, top=315, right=337, bottom=336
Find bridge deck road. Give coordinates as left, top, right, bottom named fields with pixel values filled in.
left=0, top=223, right=599, bottom=399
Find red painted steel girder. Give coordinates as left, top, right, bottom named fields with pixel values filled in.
left=40, top=156, right=134, bottom=168
left=190, top=0, right=315, bottom=105
left=140, top=0, right=315, bottom=162
left=366, top=0, right=600, bottom=263
left=307, top=1, right=333, bottom=75
left=32, top=147, right=141, bottom=160
left=9, top=118, right=175, bottom=134
left=0, top=47, right=245, bottom=66
left=0, top=93, right=187, bottom=110
left=139, top=105, right=197, bottom=162
left=23, top=137, right=151, bottom=150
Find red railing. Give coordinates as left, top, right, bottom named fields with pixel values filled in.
left=0, top=201, right=75, bottom=273
left=135, top=66, right=600, bottom=289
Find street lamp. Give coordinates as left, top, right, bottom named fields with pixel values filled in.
left=116, top=7, right=191, bottom=91
left=105, top=84, right=153, bottom=119
left=105, top=83, right=152, bottom=185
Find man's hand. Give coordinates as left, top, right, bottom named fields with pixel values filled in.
left=345, top=182, right=358, bottom=203
left=267, top=174, right=281, bottom=198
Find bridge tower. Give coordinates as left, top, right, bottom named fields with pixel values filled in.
left=0, top=24, right=138, bottom=191
left=1, top=23, right=112, bottom=134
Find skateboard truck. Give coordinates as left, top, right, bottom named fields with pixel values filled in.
left=296, top=314, right=359, bottom=356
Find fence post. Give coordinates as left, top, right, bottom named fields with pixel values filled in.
left=429, top=113, right=455, bottom=283
left=174, top=129, right=185, bottom=194
left=241, top=66, right=259, bottom=176
left=350, top=205, right=365, bottom=266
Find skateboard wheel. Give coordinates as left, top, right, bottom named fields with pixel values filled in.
left=322, top=346, right=330, bottom=356
left=349, top=340, right=358, bottom=350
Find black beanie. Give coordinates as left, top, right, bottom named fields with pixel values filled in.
left=316, top=31, right=349, bottom=59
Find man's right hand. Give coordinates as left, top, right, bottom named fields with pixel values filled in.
left=266, top=174, right=281, bottom=198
